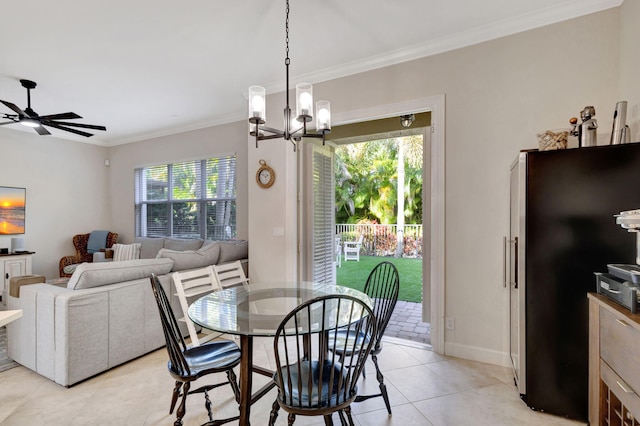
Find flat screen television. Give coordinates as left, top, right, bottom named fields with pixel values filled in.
left=0, top=186, right=26, bottom=235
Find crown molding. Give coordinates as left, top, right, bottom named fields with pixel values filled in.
left=296, top=0, right=622, bottom=86
left=108, top=0, right=621, bottom=147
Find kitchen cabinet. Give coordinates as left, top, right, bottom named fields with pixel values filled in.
left=588, top=293, right=640, bottom=425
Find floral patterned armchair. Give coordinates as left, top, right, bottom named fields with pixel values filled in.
left=59, top=232, right=118, bottom=277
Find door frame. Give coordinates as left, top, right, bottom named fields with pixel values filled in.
left=330, top=94, right=446, bottom=354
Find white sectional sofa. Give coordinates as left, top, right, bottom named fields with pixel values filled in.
left=6, top=238, right=248, bottom=387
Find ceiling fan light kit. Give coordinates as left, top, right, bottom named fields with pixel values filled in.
left=248, top=0, right=331, bottom=150
left=0, top=79, right=106, bottom=138
left=20, top=117, right=40, bottom=128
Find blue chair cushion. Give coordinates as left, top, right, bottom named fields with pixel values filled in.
left=330, top=329, right=372, bottom=356
left=275, top=360, right=356, bottom=408
left=170, top=340, right=241, bottom=377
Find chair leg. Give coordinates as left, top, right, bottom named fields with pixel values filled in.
left=322, top=414, right=334, bottom=425
left=343, top=406, right=355, bottom=426
left=170, top=381, right=183, bottom=414
left=337, top=409, right=349, bottom=426
left=204, top=388, right=213, bottom=422
left=227, top=369, right=241, bottom=404
left=174, top=381, right=190, bottom=426
left=288, top=412, right=296, bottom=425
left=268, top=399, right=280, bottom=426
left=372, top=354, right=392, bottom=415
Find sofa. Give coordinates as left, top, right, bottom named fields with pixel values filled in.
left=7, top=237, right=248, bottom=387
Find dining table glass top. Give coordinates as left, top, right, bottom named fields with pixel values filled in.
left=187, top=281, right=372, bottom=337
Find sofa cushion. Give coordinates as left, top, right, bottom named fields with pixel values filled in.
left=217, top=240, right=249, bottom=264
left=164, top=238, right=204, bottom=251
left=135, top=237, right=166, bottom=259
left=67, top=258, right=174, bottom=290
left=112, top=243, right=141, bottom=261
left=156, top=242, right=221, bottom=271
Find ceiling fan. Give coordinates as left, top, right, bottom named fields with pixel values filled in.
left=0, top=79, right=106, bottom=137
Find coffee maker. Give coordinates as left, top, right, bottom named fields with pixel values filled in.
left=595, top=209, right=640, bottom=313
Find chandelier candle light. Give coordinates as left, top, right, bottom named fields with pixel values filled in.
left=248, top=0, right=331, bottom=150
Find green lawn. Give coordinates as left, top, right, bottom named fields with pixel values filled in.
left=335, top=255, right=423, bottom=303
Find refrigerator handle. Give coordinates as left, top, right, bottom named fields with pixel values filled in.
left=503, top=237, right=508, bottom=288
left=513, top=236, right=518, bottom=289
left=503, top=236, right=518, bottom=288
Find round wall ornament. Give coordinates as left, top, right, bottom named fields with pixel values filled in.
left=256, top=159, right=275, bottom=188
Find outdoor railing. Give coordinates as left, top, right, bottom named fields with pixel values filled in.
left=336, top=223, right=423, bottom=258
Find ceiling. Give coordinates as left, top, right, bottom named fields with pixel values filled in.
left=0, top=0, right=620, bottom=146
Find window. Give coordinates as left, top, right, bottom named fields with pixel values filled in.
left=134, top=155, right=237, bottom=240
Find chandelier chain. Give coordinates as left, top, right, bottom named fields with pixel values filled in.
left=285, top=0, right=290, bottom=66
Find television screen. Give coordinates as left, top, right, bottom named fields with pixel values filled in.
left=0, top=186, right=26, bottom=235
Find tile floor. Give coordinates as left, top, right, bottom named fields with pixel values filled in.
left=0, top=336, right=587, bottom=426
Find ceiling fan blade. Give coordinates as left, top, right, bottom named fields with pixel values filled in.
left=43, top=120, right=94, bottom=137
left=0, top=121, right=18, bottom=125
left=43, top=120, right=106, bottom=131
left=37, top=112, right=82, bottom=120
left=34, top=125, right=51, bottom=136
left=1, top=100, right=29, bottom=117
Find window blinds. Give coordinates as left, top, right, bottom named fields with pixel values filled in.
left=134, top=155, right=236, bottom=240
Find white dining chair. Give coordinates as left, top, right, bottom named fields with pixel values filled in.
left=213, top=261, right=258, bottom=316
left=213, top=260, right=249, bottom=289
left=172, top=266, right=222, bottom=347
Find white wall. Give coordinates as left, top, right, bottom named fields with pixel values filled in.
left=246, top=135, right=298, bottom=284
left=0, top=128, right=110, bottom=278
left=0, top=112, right=250, bottom=280
left=619, top=0, right=640, bottom=139
left=107, top=121, right=249, bottom=244
left=246, top=8, right=622, bottom=364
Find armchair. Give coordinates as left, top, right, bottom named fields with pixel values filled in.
left=59, top=231, right=118, bottom=277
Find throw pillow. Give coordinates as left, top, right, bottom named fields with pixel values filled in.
left=63, top=263, right=80, bottom=275
left=112, top=243, right=141, bottom=262
left=135, top=237, right=166, bottom=259
left=217, top=240, right=249, bottom=264
left=164, top=238, right=204, bottom=251
left=156, top=242, right=221, bottom=271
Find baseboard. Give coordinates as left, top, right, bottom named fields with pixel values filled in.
left=444, top=341, right=511, bottom=368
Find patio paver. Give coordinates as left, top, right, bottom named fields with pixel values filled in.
left=386, top=300, right=431, bottom=345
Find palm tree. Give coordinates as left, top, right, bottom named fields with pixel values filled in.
left=335, top=136, right=423, bottom=256
left=394, top=135, right=423, bottom=256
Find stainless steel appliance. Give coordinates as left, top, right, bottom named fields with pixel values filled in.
left=506, top=144, right=640, bottom=422
left=595, top=209, right=640, bottom=313
left=610, top=100, right=631, bottom=145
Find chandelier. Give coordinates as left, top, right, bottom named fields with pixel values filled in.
left=248, top=0, right=331, bottom=150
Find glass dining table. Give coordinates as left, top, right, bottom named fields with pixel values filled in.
left=188, top=281, right=372, bottom=426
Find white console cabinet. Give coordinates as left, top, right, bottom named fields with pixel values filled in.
left=0, top=253, right=34, bottom=302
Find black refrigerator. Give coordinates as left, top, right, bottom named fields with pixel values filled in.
left=507, top=143, right=640, bottom=422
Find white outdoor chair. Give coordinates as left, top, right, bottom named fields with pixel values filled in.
left=343, top=234, right=364, bottom=262
left=213, top=260, right=249, bottom=289
left=172, top=266, right=223, bottom=347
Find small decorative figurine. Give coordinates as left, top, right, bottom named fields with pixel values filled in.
left=570, top=106, right=598, bottom=147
